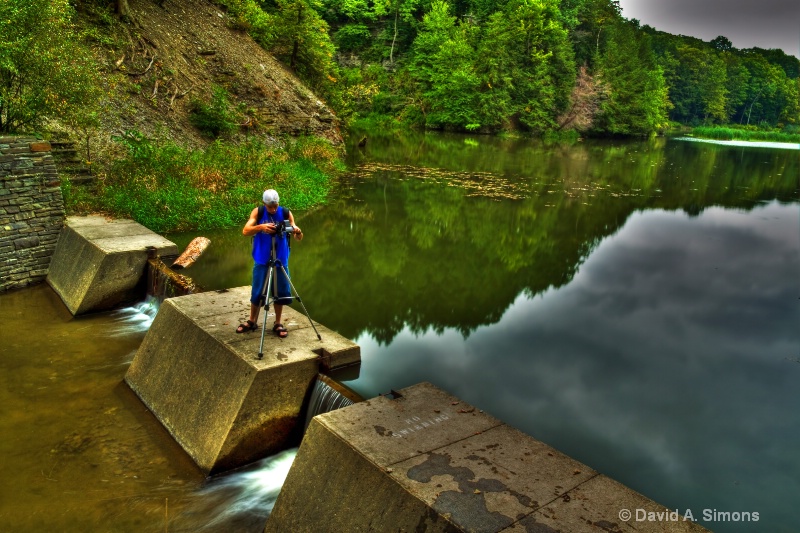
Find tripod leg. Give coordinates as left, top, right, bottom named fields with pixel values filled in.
left=277, top=264, right=322, bottom=341
left=257, top=263, right=276, bottom=359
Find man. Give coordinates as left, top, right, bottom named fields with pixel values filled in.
left=237, top=189, right=303, bottom=337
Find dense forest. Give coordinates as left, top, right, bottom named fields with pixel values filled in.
left=218, top=0, right=800, bottom=136
left=2, top=0, right=799, bottom=139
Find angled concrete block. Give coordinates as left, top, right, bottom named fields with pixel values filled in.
left=266, top=383, right=708, bottom=533
left=124, top=286, right=360, bottom=474
left=46, top=216, right=177, bottom=314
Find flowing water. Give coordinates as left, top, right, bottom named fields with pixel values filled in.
left=1, top=132, right=798, bottom=532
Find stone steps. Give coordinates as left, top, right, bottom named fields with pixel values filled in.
left=50, top=140, right=95, bottom=186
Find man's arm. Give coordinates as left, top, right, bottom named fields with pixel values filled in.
left=242, top=207, right=275, bottom=236
left=288, top=211, right=303, bottom=241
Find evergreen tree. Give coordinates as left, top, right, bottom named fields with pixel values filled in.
left=559, top=0, right=621, bottom=68
left=408, top=1, right=482, bottom=128
left=595, top=20, right=669, bottom=135
left=475, top=0, right=575, bottom=131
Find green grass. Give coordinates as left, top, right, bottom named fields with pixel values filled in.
left=68, top=132, right=344, bottom=232
left=690, top=126, right=800, bottom=143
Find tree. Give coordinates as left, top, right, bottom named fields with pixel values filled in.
left=595, top=20, right=670, bottom=135
left=557, top=65, right=604, bottom=131
left=115, top=0, right=130, bottom=19
left=408, top=1, right=482, bottom=128
left=374, top=0, right=423, bottom=63
left=745, top=47, right=800, bottom=79
left=475, top=0, right=576, bottom=131
left=406, top=0, right=576, bottom=132
left=668, top=45, right=728, bottom=124
left=559, top=0, right=621, bottom=68
left=709, top=35, right=734, bottom=52
left=0, top=0, right=100, bottom=132
left=267, top=0, right=339, bottom=96
left=738, top=53, right=786, bottom=125
left=721, top=52, right=750, bottom=121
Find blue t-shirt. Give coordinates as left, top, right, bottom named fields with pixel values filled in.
left=252, top=206, right=290, bottom=266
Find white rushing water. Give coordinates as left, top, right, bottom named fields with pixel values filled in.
left=304, top=378, right=355, bottom=430
left=109, top=296, right=161, bottom=335
left=183, top=448, right=299, bottom=531
left=103, top=302, right=351, bottom=530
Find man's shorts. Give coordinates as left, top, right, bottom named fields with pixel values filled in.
left=250, top=263, right=293, bottom=306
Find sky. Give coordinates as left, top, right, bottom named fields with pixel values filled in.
left=617, top=0, right=800, bottom=58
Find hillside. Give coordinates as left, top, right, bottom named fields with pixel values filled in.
left=82, top=0, right=342, bottom=154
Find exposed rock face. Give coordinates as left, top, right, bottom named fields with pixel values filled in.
left=106, top=0, right=341, bottom=146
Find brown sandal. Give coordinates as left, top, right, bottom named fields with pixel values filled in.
left=272, top=323, right=288, bottom=338
left=236, top=320, right=257, bottom=333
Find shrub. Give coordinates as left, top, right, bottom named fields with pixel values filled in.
left=189, top=85, right=240, bottom=138
left=335, top=24, right=372, bottom=53
left=99, top=131, right=341, bottom=232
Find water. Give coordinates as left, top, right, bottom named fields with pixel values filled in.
left=675, top=136, right=800, bottom=151
left=167, top=132, right=799, bottom=532
left=170, top=448, right=298, bottom=532
left=108, top=296, right=161, bottom=336
left=0, top=286, right=295, bottom=532
left=1, top=132, right=798, bottom=531
left=303, top=378, right=356, bottom=431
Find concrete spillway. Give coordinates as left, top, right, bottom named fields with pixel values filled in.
left=42, top=217, right=709, bottom=529
left=267, top=383, right=708, bottom=532
left=47, top=216, right=177, bottom=314
left=124, top=286, right=360, bottom=475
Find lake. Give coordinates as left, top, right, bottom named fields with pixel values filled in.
left=1, top=131, right=798, bottom=531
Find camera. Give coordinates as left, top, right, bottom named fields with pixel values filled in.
left=273, top=219, right=295, bottom=236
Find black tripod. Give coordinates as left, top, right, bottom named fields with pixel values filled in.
left=257, top=228, right=321, bottom=359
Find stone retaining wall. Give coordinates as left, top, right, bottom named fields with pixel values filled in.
left=0, top=137, right=64, bottom=292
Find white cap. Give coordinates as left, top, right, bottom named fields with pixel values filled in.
left=262, top=189, right=279, bottom=205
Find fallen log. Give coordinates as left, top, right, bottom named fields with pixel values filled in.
left=172, top=237, right=211, bottom=269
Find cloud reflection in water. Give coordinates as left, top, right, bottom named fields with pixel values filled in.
left=352, top=202, right=799, bottom=531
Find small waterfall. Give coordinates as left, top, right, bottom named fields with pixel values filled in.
left=109, top=295, right=160, bottom=335
left=172, top=448, right=298, bottom=532
left=146, top=255, right=201, bottom=301
left=174, top=375, right=359, bottom=530
left=304, top=374, right=363, bottom=430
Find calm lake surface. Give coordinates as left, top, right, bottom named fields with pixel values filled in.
left=1, top=131, right=798, bottom=532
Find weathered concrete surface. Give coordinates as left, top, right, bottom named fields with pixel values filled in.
left=46, top=216, right=177, bottom=314
left=266, top=383, right=708, bottom=533
left=124, top=286, right=360, bottom=474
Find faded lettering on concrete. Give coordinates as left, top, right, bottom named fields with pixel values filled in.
left=380, top=414, right=452, bottom=439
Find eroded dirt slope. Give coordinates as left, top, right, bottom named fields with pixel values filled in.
left=99, top=0, right=341, bottom=147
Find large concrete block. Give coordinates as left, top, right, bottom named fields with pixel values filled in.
left=266, top=383, right=708, bottom=533
left=124, top=286, right=360, bottom=474
left=46, top=216, right=177, bottom=314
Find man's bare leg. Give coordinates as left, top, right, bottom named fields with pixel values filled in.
left=249, top=302, right=260, bottom=324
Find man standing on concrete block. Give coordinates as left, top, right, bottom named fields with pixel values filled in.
left=237, top=188, right=303, bottom=336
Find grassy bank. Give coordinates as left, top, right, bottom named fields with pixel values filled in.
left=690, top=126, right=800, bottom=143
left=62, top=132, right=344, bottom=233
